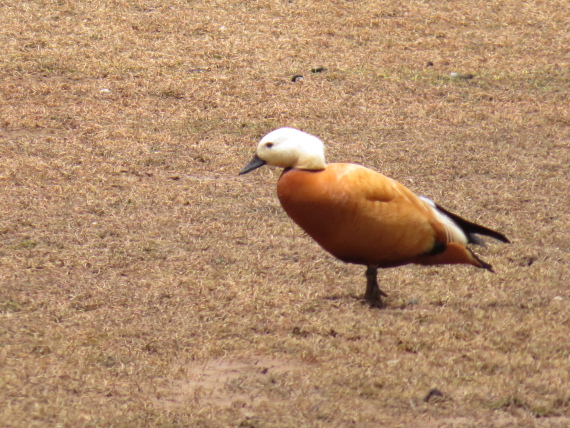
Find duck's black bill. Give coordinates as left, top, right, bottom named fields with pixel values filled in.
left=239, top=154, right=266, bottom=175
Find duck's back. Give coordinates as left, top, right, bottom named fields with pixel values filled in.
left=277, top=163, right=445, bottom=267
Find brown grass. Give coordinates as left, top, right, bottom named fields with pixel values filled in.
left=1, top=0, right=569, bottom=426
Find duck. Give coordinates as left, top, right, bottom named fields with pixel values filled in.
left=239, top=127, right=509, bottom=307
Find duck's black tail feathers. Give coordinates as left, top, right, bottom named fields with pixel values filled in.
left=468, top=248, right=495, bottom=272
left=435, top=203, right=510, bottom=247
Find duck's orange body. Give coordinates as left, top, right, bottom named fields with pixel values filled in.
left=277, top=164, right=483, bottom=269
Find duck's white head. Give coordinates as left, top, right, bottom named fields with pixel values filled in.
left=239, top=127, right=326, bottom=175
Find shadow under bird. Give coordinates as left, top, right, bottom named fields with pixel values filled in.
left=239, top=127, right=509, bottom=307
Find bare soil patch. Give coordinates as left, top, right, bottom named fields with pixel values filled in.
left=158, top=356, right=304, bottom=410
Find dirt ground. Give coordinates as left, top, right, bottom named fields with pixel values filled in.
left=1, top=1, right=569, bottom=426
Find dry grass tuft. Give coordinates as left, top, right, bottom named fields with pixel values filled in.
left=1, top=0, right=569, bottom=426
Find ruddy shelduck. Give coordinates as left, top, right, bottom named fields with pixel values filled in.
left=239, top=127, right=509, bottom=307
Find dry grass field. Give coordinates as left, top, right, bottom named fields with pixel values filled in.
left=1, top=0, right=569, bottom=426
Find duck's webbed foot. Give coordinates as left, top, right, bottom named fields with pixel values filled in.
left=364, top=266, right=387, bottom=308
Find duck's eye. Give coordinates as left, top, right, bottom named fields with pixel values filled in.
left=265, top=142, right=274, bottom=149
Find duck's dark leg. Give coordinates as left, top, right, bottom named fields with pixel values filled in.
left=364, top=266, right=387, bottom=307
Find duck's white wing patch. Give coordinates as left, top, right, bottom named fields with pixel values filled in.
left=419, top=196, right=468, bottom=245
left=419, top=196, right=436, bottom=208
